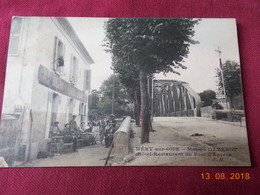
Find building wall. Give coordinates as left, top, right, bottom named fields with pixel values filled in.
left=2, top=18, right=41, bottom=160
left=1, top=17, right=93, bottom=162
left=2, top=17, right=40, bottom=114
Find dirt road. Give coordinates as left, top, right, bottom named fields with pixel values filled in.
left=127, top=117, right=251, bottom=166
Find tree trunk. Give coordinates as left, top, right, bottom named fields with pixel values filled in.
left=148, top=75, right=154, bottom=132
left=134, top=90, right=140, bottom=126
left=230, top=96, right=234, bottom=109
left=139, top=69, right=150, bottom=144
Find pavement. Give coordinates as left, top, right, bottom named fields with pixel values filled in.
left=21, top=126, right=111, bottom=167
left=126, top=117, right=251, bottom=166
left=153, top=117, right=248, bottom=143
left=20, top=121, right=124, bottom=167
left=20, top=117, right=251, bottom=167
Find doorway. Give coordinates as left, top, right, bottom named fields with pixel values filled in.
left=51, top=93, right=59, bottom=124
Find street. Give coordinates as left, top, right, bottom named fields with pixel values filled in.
left=127, top=117, right=251, bottom=166
left=20, top=117, right=251, bottom=167
left=21, top=127, right=111, bottom=167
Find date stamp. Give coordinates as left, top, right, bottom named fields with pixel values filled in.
left=201, top=173, right=251, bottom=180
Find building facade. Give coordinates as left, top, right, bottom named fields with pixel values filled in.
left=0, top=17, right=94, bottom=164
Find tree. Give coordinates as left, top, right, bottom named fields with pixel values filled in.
left=88, top=75, right=132, bottom=117
left=104, top=18, right=200, bottom=143
left=199, top=90, right=216, bottom=107
left=88, top=89, right=100, bottom=111
left=112, top=58, right=141, bottom=126
left=216, top=60, right=242, bottom=108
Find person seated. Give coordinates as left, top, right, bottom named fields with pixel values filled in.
left=79, top=122, right=86, bottom=131
left=85, top=122, right=93, bottom=133
left=49, top=121, right=61, bottom=141
left=61, top=123, right=72, bottom=135
left=60, top=123, right=78, bottom=152
left=76, top=122, right=85, bottom=139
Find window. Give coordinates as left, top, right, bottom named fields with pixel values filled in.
left=84, top=70, right=91, bottom=91
left=53, top=37, right=65, bottom=75
left=79, top=103, right=84, bottom=115
left=70, top=55, right=78, bottom=84
left=9, top=17, right=23, bottom=55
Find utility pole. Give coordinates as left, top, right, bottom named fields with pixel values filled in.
left=150, top=74, right=154, bottom=122
left=112, top=70, right=115, bottom=115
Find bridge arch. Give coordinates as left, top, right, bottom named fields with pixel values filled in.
left=153, top=80, right=201, bottom=117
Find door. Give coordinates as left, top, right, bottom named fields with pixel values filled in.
left=51, top=93, right=59, bottom=124
left=69, top=98, right=74, bottom=121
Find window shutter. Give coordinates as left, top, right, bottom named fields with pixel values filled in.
left=9, top=17, right=23, bottom=55
left=78, top=63, right=81, bottom=80
left=70, top=55, right=73, bottom=82
left=61, top=44, right=65, bottom=73
left=62, top=43, right=65, bottom=57
left=84, top=104, right=87, bottom=116
left=84, top=71, right=86, bottom=89
left=75, top=59, right=79, bottom=83
left=53, top=37, right=58, bottom=70
left=85, top=70, right=91, bottom=91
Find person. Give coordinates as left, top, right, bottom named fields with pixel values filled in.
left=104, top=122, right=114, bottom=147
left=108, top=114, right=117, bottom=129
left=77, top=122, right=85, bottom=139
left=60, top=123, right=78, bottom=152
left=79, top=122, right=86, bottom=131
left=99, top=117, right=107, bottom=130
left=49, top=121, right=61, bottom=137
left=69, top=115, right=78, bottom=133
left=86, top=121, right=93, bottom=133
left=98, top=117, right=107, bottom=144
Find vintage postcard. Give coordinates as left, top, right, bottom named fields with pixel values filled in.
left=0, top=17, right=250, bottom=167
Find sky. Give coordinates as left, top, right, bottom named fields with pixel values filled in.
left=68, top=18, right=240, bottom=93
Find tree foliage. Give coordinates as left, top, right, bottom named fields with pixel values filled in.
left=104, top=18, right=200, bottom=75
left=88, top=89, right=100, bottom=111
left=88, top=75, right=132, bottom=117
left=199, top=90, right=216, bottom=107
left=104, top=18, right=200, bottom=143
left=216, top=60, right=242, bottom=108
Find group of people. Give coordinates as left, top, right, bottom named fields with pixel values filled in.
left=97, top=114, right=117, bottom=147
left=49, top=114, right=118, bottom=151
left=49, top=115, right=80, bottom=152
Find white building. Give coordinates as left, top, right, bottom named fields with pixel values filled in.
left=0, top=17, right=94, bottom=163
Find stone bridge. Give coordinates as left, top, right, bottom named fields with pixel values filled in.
left=153, top=80, right=201, bottom=117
